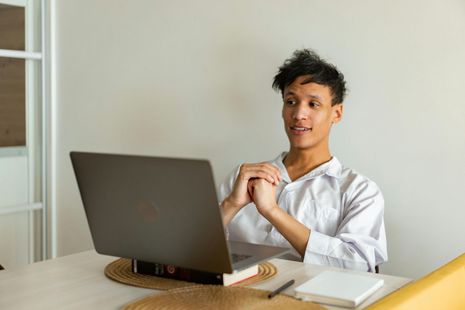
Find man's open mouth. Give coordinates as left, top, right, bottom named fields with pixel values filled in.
left=290, top=126, right=311, bottom=131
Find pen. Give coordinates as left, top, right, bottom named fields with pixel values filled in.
left=267, top=279, right=295, bottom=299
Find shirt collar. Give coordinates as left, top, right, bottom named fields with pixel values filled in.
left=272, top=152, right=343, bottom=183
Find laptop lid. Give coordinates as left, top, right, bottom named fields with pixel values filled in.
left=70, top=151, right=288, bottom=274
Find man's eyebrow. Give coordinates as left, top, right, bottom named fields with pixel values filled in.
left=307, top=94, right=322, bottom=100
left=283, top=91, right=296, bottom=97
left=284, top=91, right=322, bottom=100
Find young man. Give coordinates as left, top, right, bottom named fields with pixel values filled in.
left=219, top=49, right=387, bottom=272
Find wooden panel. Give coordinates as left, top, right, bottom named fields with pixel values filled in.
left=0, top=4, right=26, bottom=147
left=0, top=57, right=25, bottom=147
left=0, top=4, right=25, bottom=50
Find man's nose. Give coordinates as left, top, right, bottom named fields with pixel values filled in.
left=293, top=103, right=309, bottom=120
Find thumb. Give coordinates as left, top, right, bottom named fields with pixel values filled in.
left=247, top=181, right=254, bottom=200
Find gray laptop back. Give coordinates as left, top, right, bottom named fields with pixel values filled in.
left=71, top=151, right=233, bottom=273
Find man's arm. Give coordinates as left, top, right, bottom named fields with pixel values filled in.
left=249, top=178, right=387, bottom=271
left=220, top=197, right=243, bottom=226
left=248, top=178, right=310, bottom=257
left=303, top=183, right=387, bottom=272
left=263, top=206, right=311, bottom=257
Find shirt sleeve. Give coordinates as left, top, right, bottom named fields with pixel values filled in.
left=303, top=179, right=388, bottom=272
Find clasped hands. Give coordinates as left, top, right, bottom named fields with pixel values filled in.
left=226, top=162, right=282, bottom=218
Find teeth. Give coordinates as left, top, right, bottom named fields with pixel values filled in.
left=291, top=127, right=310, bottom=131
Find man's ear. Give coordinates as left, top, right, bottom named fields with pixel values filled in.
left=332, top=103, right=343, bottom=124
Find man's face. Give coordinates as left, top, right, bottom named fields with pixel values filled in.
left=282, top=75, right=343, bottom=151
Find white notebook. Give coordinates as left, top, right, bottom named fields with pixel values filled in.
left=294, top=271, right=384, bottom=308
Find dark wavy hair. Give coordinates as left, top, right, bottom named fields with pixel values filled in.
left=272, top=49, right=347, bottom=105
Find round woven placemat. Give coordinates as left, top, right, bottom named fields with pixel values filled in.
left=124, top=285, right=325, bottom=310
left=105, top=258, right=277, bottom=290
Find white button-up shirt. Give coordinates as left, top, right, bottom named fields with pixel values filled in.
left=219, top=153, right=388, bottom=272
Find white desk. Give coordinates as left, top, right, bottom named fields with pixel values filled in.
left=0, top=251, right=410, bottom=309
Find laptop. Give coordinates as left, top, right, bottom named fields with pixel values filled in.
left=70, top=151, right=289, bottom=274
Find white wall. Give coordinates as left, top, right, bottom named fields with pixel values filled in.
left=0, top=155, right=30, bottom=268
left=53, top=0, right=465, bottom=278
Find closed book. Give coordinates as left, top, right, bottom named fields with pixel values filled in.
left=294, top=271, right=384, bottom=308
left=221, top=264, right=259, bottom=286
left=132, top=259, right=258, bottom=286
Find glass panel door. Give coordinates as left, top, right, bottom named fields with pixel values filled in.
left=0, top=0, right=43, bottom=269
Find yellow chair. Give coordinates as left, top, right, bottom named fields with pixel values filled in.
left=368, top=253, right=465, bottom=310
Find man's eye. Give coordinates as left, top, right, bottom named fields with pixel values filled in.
left=310, top=101, right=320, bottom=108
left=286, top=100, right=296, bottom=105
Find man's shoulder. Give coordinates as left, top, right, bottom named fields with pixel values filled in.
left=337, top=162, right=382, bottom=194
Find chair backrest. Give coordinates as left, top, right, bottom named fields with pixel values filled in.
left=367, top=253, right=465, bottom=309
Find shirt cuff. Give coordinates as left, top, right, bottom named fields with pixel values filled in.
left=304, top=230, right=371, bottom=271
left=304, top=230, right=332, bottom=262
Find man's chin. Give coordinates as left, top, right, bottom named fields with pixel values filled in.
left=289, top=143, right=314, bottom=150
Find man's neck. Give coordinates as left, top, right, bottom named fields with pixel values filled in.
left=283, top=147, right=332, bottom=181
